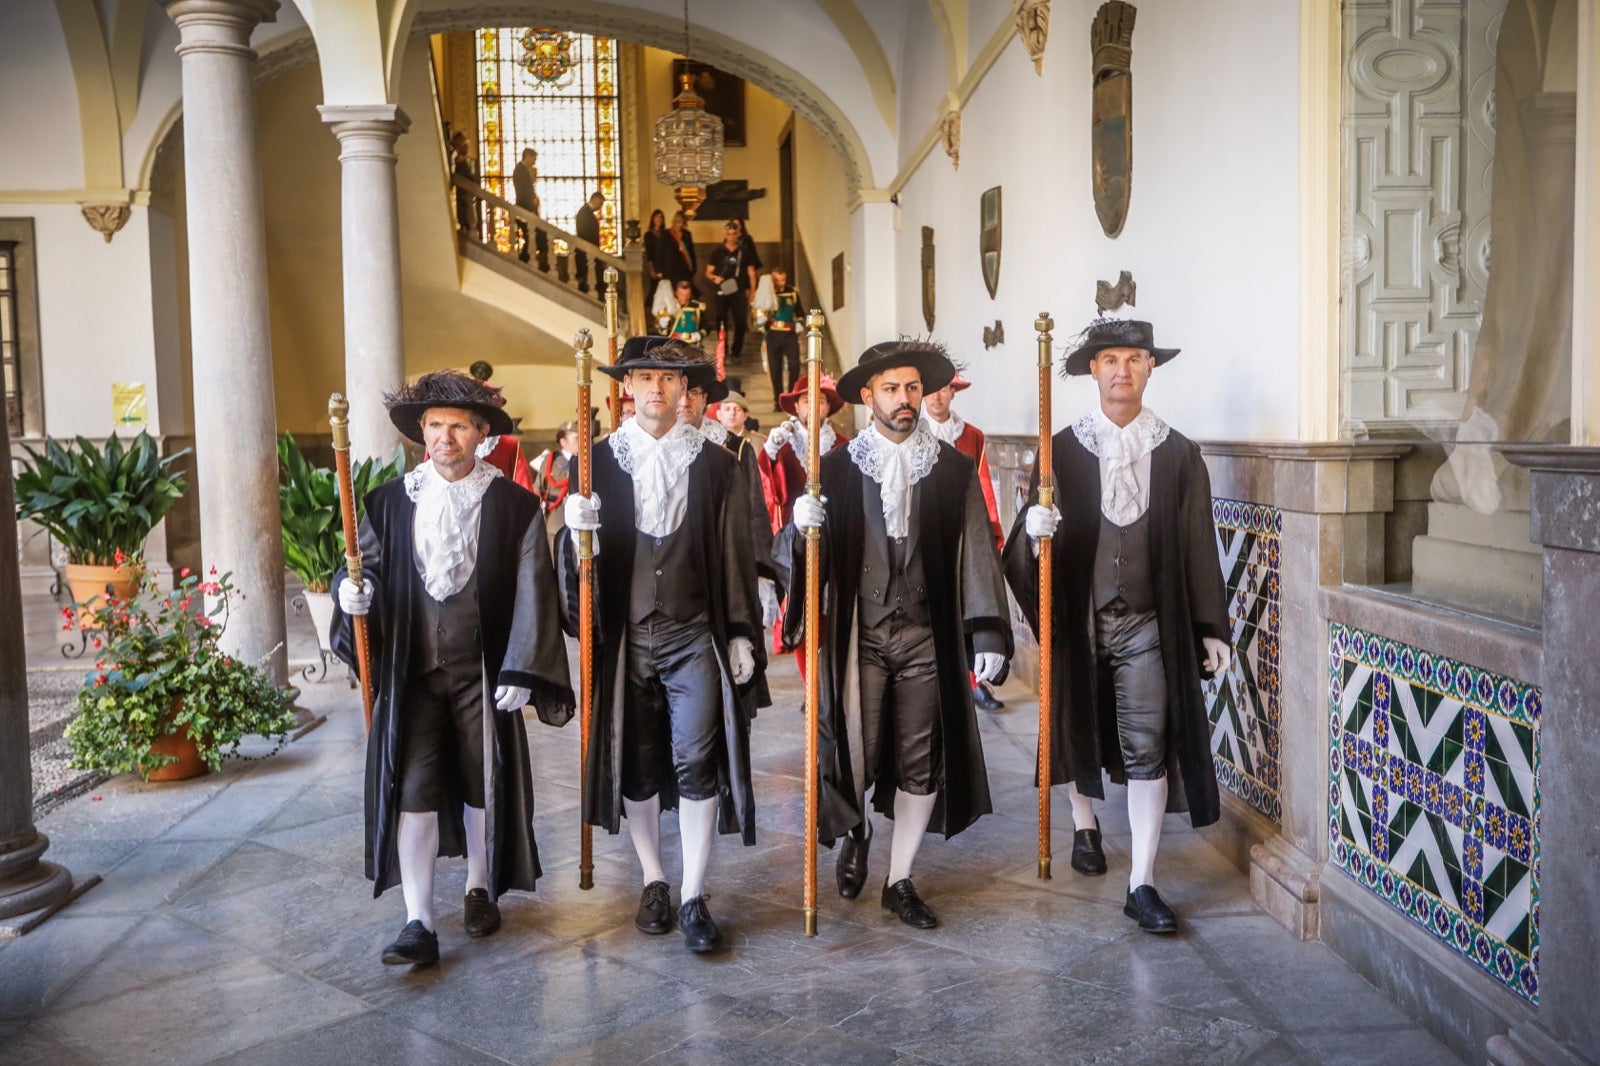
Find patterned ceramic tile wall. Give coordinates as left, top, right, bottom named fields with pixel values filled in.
left=1328, top=623, right=1541, bottom=1003
left=1206, top=500, right=1283, bottom=823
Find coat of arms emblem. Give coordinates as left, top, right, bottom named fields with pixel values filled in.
left=1091, top=2, right=1136, bottom=238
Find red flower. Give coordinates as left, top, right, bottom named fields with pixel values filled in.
left=94, top=673, right=108, bottom=687
left=197, top=615, right=212, bottom=627
left=91, top=638, right=102, bottom=650
left=60, top=607, right=72, bottom=620
left=61, top=621, right=72, bottom=631
left=180, top=567, right=191, bottom=578
left=209, top=566, right=218, bottom=576
left=114, top=547, right=126, bottom=567
left=179, top=597, right=192, bottom=611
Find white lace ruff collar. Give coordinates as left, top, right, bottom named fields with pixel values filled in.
left=696, top=419, right=728, bottom=446
left=610, top=418, right=704, bottom=536
left=923, top=412, right=965, bottom=446
left=475, top=435, right=500, bottom=458
left=789, top=419, right=837, bottom=474
left=849, top=422, right=940, bottom=539
left=403, top=459, right=501, bottom=601
left=1072, top=407, right=1168, bottom=527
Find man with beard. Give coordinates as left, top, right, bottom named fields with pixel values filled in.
left=777, top=340, right=1011, bottom=928
left=560, top=336, right=765, bottom=953
left=332, top=371, right=574, bottom=968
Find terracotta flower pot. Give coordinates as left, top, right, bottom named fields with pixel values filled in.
left=144, top=724, right=209, bottom=782
left=65, top=562, right=141, bottom=627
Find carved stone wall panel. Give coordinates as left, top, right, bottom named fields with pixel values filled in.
left=1341, top=0, right=1504, bottom=430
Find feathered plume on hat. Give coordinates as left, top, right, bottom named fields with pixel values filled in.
left=1058, top=317, right=1180, bottom=377
left=598, top=335, right=719, bottom=382
left=383, top=369, right=515, bottom=443
left=836, top=334, right=962, bottom=400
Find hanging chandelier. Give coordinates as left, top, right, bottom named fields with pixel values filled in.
left=652, top=0, right=724, bottom=218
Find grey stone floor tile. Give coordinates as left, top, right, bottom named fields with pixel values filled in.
left=44, top=954, right=369, bottom=1065
left=253, top=783, right=363, bottom=834
left=57, top=839, right=234, bottom=918
left=1058, top=926, right=1272, bottom=1030
left=159, top=782, right=304, bottom=842
left=0, top=914, right=142, bottom=1020
left=1289, top=1026, right=1466, bottom=1064
left=0, top=1021, right=100, bottom=1065
left=38, top=775, right=229, bottom=842
left=223, top=1008, right=507, bottom=1066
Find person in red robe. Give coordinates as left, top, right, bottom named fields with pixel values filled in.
left=923, top=373, right=1006, bottom=711
left=761, top=374, right=849, bottom=529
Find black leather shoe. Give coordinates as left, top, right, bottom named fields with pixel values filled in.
left=1123, top=885, right=1178, bottom=933
left=679, top=895, right=722, bottom=953
left=836, top=823, right=872, bottom=899
left=635, top=880, right=673, bottom=935
left=972, top=682, right=1004, bottom=711
left=1070, top=827, right=1107, bottom=876
left=381, top=920, right=440, bottom=966
left=464, top=888, right=501, bottom=938
left=881, top=878, right=938, bottom=929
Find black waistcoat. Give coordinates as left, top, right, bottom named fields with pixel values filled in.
left=629, top=526, right=708, bottom=623
left=1093, top=511, right=1155, bottom=613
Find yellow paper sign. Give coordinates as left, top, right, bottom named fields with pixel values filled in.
left=112, top=382, right=147, bottom=428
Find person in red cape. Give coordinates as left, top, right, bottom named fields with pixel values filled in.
left=761, top=374, right=850, bottom=529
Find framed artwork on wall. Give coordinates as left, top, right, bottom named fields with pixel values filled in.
left=670, top=60, right=745, bottom=146
left=831, top=253, right=846, bottom=311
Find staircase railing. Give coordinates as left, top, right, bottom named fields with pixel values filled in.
left=450, top=174, right=636, bottom=316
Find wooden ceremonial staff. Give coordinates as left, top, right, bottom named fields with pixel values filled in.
left=573, top=327, right=597, bottom=891
left=603, top=267, right=621, bottom=431
left=328, top=394, right=375, bottom=734
left=1034, top=313, right=1055, bottom=881
left=802, top=308, right=825, bottom=936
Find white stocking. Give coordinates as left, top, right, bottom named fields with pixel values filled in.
left=678, top=796, right=719, bottom=902
left=397, top=810, right=439, bottom=930
left=623, top=794, right=667, bottom=886
left=887, top=790, right=937, bottom=884
left=1069, top=781, right=1099, bottom=834
left=463, top=805, right=489, bottom=893
left=1127, top=777, right=1169, bottom=890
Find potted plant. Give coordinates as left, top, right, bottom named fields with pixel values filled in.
left=64, top=560, right=298, bottom=781
left=13, top=431, right=188, bottom=619
left=277, top=434, right=404, bottom=651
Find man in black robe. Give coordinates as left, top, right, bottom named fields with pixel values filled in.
left=332, top=371, right=575, bottom=968
left=1003, top=317, right=1230, bottom=934
left=777, top=340, right=1012, bottom=929
left=560, top=336, right=765, bottom=954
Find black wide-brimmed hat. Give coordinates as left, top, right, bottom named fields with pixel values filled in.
left=1061, top=318, right=1180, bottom=377
left=597, top=335, right=716, bottom=382
left=836, top=338, right=958, bottom=401
left=687, top=369, right=730, bottom=405
left=385, top=370, right=515, bottom=444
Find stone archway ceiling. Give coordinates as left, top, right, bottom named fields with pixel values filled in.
left=407, top=3, right=874, bottom=193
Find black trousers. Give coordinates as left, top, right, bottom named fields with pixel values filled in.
left=622, top=614, right=723, bottom=802
left=857, top=614, right=942, bottom=796
left=398, top=664, right=486, bottom=811
left=1094, top=603, right=1169, bottom=780
left=766, top=330, right=800, bottom=398
left=710, top=290, right=748, bottom=357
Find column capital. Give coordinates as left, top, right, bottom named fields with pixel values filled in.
left=318, top=104, right=412, bottom=141
left=161, top=0, right=278, bottom=48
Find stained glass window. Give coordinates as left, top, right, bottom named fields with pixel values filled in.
left=475, top=28, right=622, bottom=254
left=1, top=243, right=20, bottom=440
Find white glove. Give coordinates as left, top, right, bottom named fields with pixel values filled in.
left=792, top=494, right=826, bottom=532
left=764, top=421, right=794, bottom=458
left=759, top=578, right=780, bottom=630
left=1202, top=637, right=1232, bottom=678
left=729, top=637, right=756, bottom=685
left=564, top=492, right=601, bottom=532
left=1024, top=504, right=1062, bottom=539
left=337, top=577, right=371, bottom=616
left=494, top=684, right=532, bottom=711
left=973, top=652, right=1006, bottom=684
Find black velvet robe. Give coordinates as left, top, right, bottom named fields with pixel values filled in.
left=776, top=443, right=1013, bottom=842
left=1001, top=426, right=1229, bottom=826
left=331, top=476, right=575, bottom=899
left=723, top=429, right=775, bottom=708
left=557, top=437, right=765, bottom=844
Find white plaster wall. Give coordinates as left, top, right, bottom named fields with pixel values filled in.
left=124, top=6, right=184, bottom=188
left=894, top=0, right=1301, bottom=441
left=792, top=115, right=855, bottom=369
left=897, top=10, right=954, bottom=171
left=0, top=4, right=86, bottom=191
left=26, top=203, right=164, bottom=437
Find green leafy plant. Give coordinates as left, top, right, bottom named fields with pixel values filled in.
left=277, top=435, right=404, bottom=593
left=64, top=561, right=299, bottom=779
left=13, top=431, right=189, bottom=565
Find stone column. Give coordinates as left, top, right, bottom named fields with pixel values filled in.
left=161, top=0, right=287, bottom=686
left=0, top=384, right=77, bottom=931
left=1494, top=445, right=1600, bottom=1066
left=317, top=105, right=410, bottom=461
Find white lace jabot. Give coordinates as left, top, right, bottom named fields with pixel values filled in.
left=696, top=419, right=728, bottom=446
left=924, top=412, right=965, bottom=446
left=787, top=419, right=837, bottom=474
left=848, top=421, right=940, bottom=539
left=404, top=458, right=501, bottom=601
left=610, top=418, right=704, bottom=537
left=1071, top=407, right=1169, bottom=527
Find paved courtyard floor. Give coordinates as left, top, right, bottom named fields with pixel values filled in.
left=1, top=639, right=1465, bottom=1065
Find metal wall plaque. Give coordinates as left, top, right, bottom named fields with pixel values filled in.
left=921, top=226, right=936, bottom=331
left=979, top=186, right=1002, bottom=299
left=1091, top=2, right=1136, bottom=238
